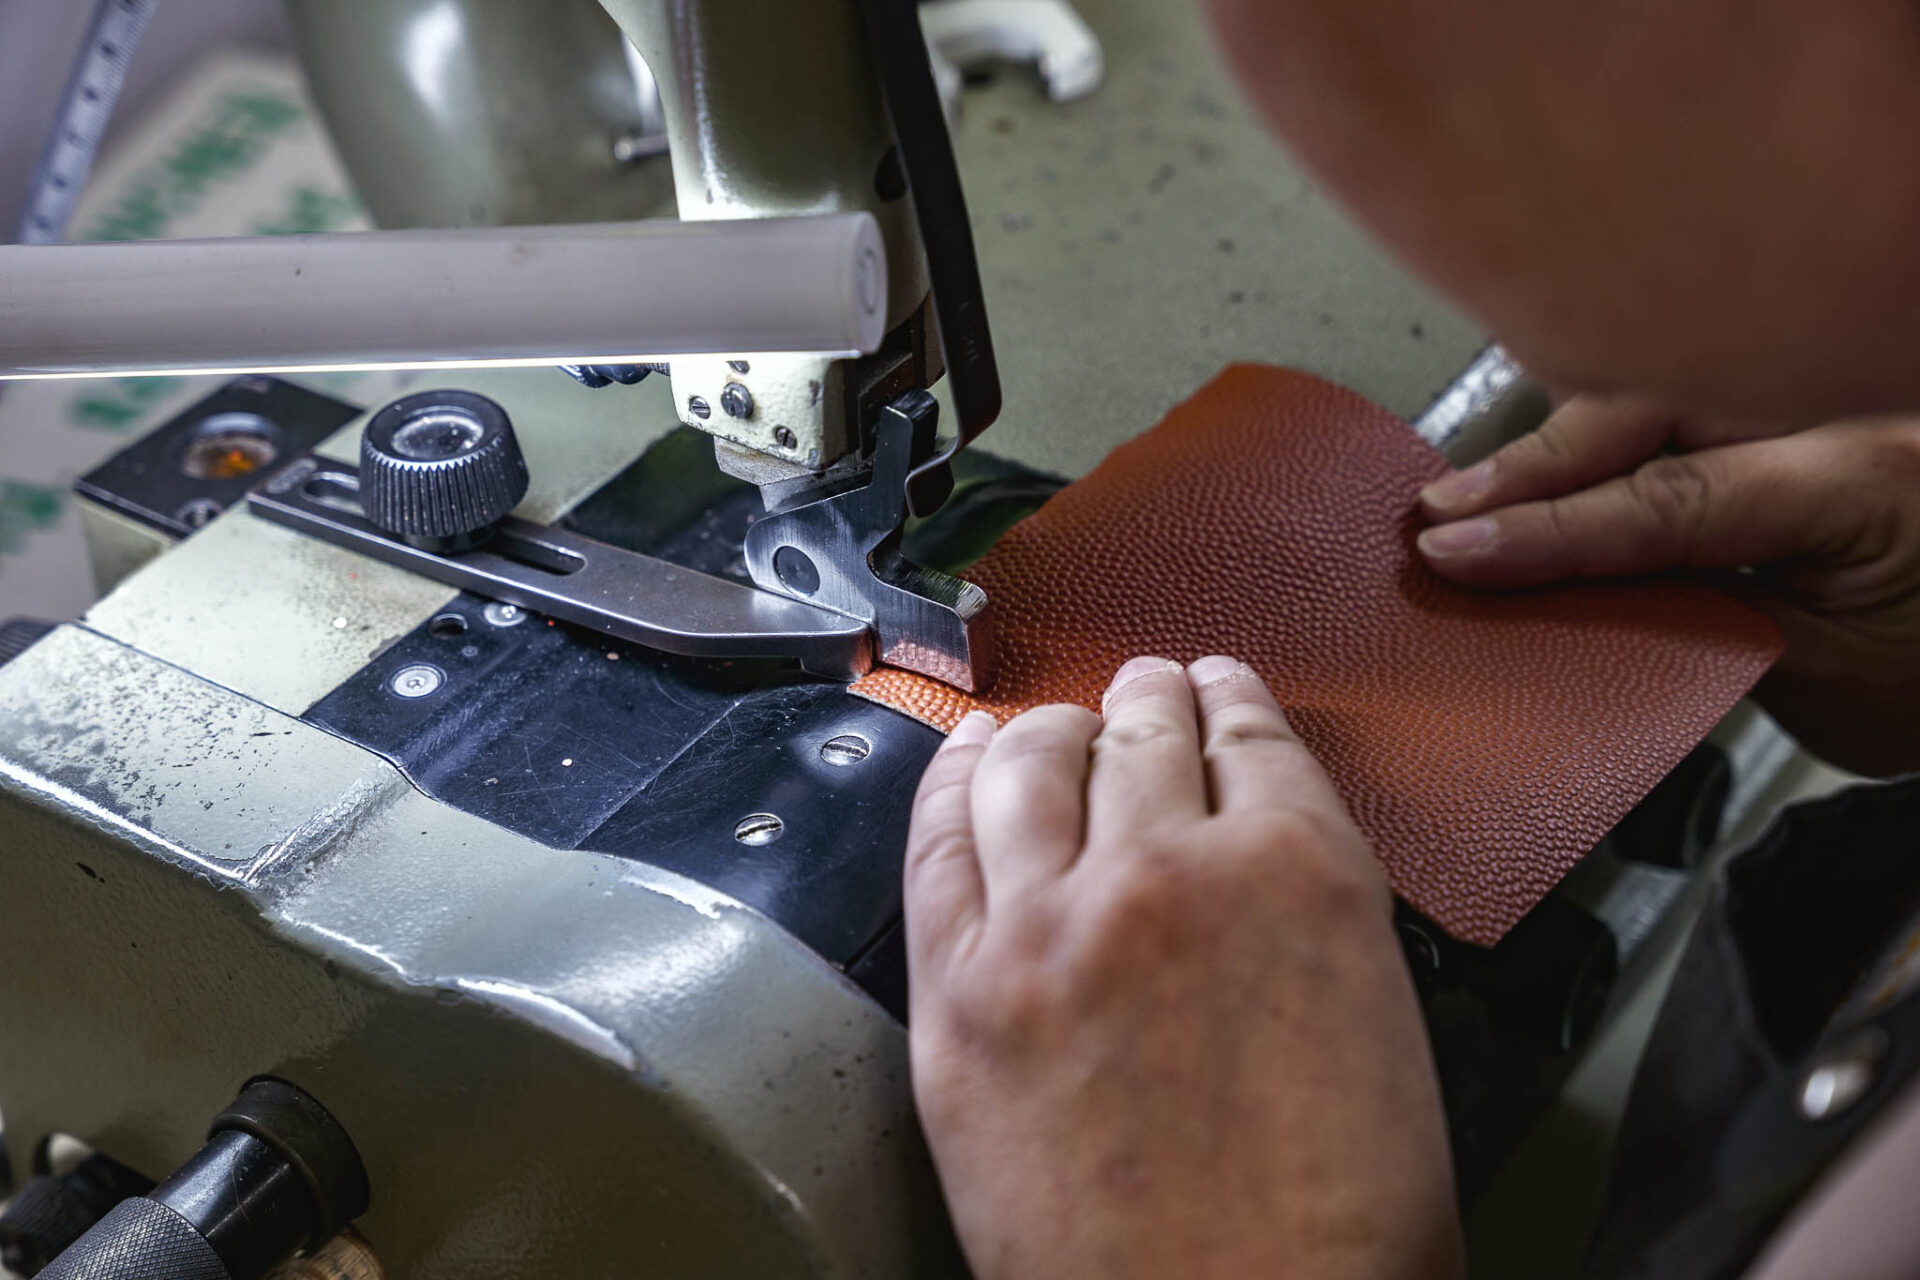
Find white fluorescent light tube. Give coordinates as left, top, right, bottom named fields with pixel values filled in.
left=0, top=212, right=887, bottom=379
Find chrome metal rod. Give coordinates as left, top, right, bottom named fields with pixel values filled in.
left=0, top=213, right=887, bottom=378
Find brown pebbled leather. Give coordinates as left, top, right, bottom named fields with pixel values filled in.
left=856, top=364, right=1782, bottom=946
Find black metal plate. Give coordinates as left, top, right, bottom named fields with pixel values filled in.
left=303, top=592, right=938, bottom=969
left=305, top=599, right=789, bottom=847
left=582, top=678, right=942, bottom=964
left=76, top=377, right=362, bottom=537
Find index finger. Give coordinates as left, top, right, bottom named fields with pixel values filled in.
left=1185, top=655, right=1344, bottom=815
left=1084, top=657, right=1208, bottom=849
left=904, top=712, right=997, bottom=978
left=1419, top=395, right=1678, bottom=521
left=1418, top=430, right=1872, bottom=589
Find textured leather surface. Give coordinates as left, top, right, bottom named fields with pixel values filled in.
left=856, top=364, right=1782, bottom=946
left=36, top=1199, right=229, bottom=1280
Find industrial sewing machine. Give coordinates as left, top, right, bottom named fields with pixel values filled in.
left=0, top=2, right=1785, bottom=1277
left=0, top=3, right=1085, bottom=1275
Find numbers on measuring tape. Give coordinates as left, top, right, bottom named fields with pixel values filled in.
left=16, top=0, right=161, bottom=245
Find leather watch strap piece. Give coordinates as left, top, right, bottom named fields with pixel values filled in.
left=855, top=364, right=1782, bottom=946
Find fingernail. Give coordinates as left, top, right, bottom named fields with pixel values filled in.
left=945, top=710, right=997, bottom=748
left=1105, top=656, right=1181, bottom=704
left=1187, top=654, right=1251, bottom=687
left=1417, top=517, right=1498, bottom=559
left=1421, top=459, right=1497, bottom=513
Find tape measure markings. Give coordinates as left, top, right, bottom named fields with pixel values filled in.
left=16, top=0, right=162, bottom=245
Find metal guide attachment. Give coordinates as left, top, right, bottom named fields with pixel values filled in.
left=248, top=458, right=876, bottom=682
left=249, top=389, right=997, bottom=691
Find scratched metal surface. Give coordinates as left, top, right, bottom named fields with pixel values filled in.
left=0, top=625, right=960, bottom=1278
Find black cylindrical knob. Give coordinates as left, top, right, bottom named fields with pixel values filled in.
left=35, top=1198, right=229, bottom=1280
left=0, top=1155, right=153, bottom=1276
left=147, top=1130, right=315, bottom=1280
left=359, top=390, right=529, bottom=552
left=37, top=1081, right=368, bottom=1280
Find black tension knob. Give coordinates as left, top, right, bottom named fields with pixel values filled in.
left=359, top=390, right=529, bottom=552
left=0, top=1154, right=153, bottom=1275
left=37, top=1079, right=369, bottom=1280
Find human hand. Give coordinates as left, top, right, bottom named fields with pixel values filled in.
left=1418, top=396, right=1920, bottom=776
left=903, top=656, right=1462, bottom=1280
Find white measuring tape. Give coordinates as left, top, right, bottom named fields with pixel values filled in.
left=15, top=0, right=161, bottom=245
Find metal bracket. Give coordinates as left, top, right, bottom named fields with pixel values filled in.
left=744, top=390, right=996, bottom=692
left=247, top=459, right=875, bottom=682
left=860, top=0, right=1003, bottom=517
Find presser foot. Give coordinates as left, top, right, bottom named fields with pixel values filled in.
left=744, top=390, right=998, bottom=694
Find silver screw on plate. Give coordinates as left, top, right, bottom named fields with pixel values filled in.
left=388, top=664, right=445, bottom=699
left=734, top=813, right=785, bottom=846
left=820, top=734, right=873, bottom=767
left=482, top=602, right=527, bottom=628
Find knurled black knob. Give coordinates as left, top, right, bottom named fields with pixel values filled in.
left=0, top=1156, right=153, bottom=1276
left=359, top=390, right=529, bottom=552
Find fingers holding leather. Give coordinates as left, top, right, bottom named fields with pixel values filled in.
left=1420, top=395, right=1678, bottom=521
left=1183, top=655, right=1334, bottom=815
left=969, top=703, right=1102, bottom=895
left=904, top=711, right=996, bottom=973
left=1418, top=432, right=1871, bottom=588
left=1085, top=657, right=1208, bottom=847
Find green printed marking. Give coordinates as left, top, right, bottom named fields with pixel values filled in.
left=224, top=91, right=302, bottom=133
left=251, top=185, right=363, bottom=237
left=163, top=129, right=257, bottom=198
left=86, top=181, right=169, bottom=243
left=0, top=482, right=64, bottom=555
left=81, top=88, right=308, bottom=243
left=68, top=377, right=177, bottom=432
left=65, top=84, right=317, bottom=428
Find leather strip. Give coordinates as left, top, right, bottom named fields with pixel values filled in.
left=855, top=364, right=1781, bottom=945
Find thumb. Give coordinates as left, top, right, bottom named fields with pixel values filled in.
left=1415, top=430, right=1882, bottom=589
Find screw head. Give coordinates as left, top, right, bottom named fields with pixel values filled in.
left=388, top=663, right=445, bottom=699
left=482, top=602, right=526, bottom=628
left=175, top=498, right=224, bottom=529
left=688, top=395, right=712, bottom=420
left=773, top=425, right=799, bottom=451
left=728, top=360, right=751, bottom=374
left=734, top=813, right=785, bottom=846
left=773, top=546, right=821, bottom=596
left=721, top=382, right=755, bottom=419
left=821, top=734, right=873, bottom=767
left=1799, top=1028, right=1888, bottom=1121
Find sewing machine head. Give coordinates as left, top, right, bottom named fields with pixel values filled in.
left=309, top=0, right=1005, bottom=692
left=370, top=0, right=992, bottom=690
left=5, top=0, right=1003, bottom=691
